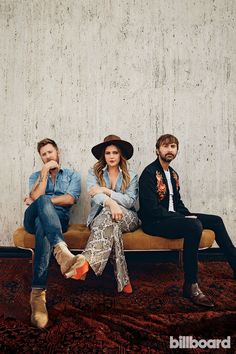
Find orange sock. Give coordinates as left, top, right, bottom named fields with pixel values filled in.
left=122, top=282, right=133, bottom=294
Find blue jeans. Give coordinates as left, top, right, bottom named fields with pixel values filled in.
left=24, top=195, right=69, bottom=289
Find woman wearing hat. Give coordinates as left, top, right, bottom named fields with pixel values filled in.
left=74, top=135, right=139, bottom=293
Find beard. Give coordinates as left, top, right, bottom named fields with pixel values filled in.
left=159, top=153, right=176, bottom=163
left=46, top=156, right=60, bottom=170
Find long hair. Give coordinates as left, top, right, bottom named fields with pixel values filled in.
left=93, top=146, right=131, bottom=192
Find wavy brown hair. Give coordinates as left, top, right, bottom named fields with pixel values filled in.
left=93, top=145, right=130, bottom=192
left=156, top=134, right=179, bottom=150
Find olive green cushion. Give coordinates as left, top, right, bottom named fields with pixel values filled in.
left=13, top=224, right=215, bottom=251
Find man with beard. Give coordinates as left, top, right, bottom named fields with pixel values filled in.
left=138, top=134, right=236, bottom=308
left=24, top=138, right=86, bottom=328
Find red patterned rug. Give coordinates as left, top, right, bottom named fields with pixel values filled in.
left=0, top=257, right=235, bottom=353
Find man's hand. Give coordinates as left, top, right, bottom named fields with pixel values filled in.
left=42, top=160, right=59, bottom=173
left=105, top=198, right=123, bottom=221
left=89, top=186, right=111, bottom=197
left=24, top=195, right=34, bottom=205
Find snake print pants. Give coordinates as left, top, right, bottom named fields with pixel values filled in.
left=82, top=206, right=139, bottom=292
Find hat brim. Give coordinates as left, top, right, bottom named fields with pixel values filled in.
left=91, top=139, right=134, bottom=160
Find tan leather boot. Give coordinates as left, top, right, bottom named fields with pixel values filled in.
left=53, top=242, right=89, bottom=279
left=53, top=242, right=75, bottom=274
left=30, top=289, right=48, bottom=328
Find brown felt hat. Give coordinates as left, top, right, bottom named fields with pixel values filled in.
left=91, top=135, right=134, bottom=160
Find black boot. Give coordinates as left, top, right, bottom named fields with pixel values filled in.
left=183, top=283, right=214, bottom=308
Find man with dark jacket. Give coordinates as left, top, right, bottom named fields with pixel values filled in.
left=139, top=134, right=236, bottom=308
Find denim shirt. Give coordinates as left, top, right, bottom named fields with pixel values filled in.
left=29, top=167, right=81, bottom=217
left=87, top=166, right=138, bottom=226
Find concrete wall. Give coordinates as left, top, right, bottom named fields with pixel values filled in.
left=0, top=0, right=235, bottom=246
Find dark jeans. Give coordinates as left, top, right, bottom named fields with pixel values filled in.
left=24, top=195, right=69, bottom=289
left=142, top=213, right=236, bottom=284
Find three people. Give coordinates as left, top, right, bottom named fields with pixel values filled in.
left=24, top=138, right=83, bottom=328
left=139, top=134, right=236, bottom=308
left=24, top=134, right=236, bottom=329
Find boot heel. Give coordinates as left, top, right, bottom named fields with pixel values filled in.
left=80, top=273, right=87, bottom=281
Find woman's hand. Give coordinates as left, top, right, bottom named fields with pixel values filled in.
left=89, top=186, right=111, bottom=197
left=105, top=198, right=123, bottom=221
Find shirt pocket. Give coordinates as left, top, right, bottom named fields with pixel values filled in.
left=58, top=176, right=71, bottom=194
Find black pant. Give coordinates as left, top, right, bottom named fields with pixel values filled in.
left=142, top=213, right=236, bottom=284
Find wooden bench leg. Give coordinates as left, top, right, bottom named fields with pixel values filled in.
left=29, top=249, right=35, bottom=269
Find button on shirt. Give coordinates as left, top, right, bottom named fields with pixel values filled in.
left=29, top=167, right=81, bottom=217
left=164, top=169, right=175, bottom=212
left=87, top=166, right=138, bottom=226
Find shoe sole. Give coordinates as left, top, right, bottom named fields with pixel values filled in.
left=183, top=293, right=214, bottom=307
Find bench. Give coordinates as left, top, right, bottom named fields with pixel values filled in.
left=13, top=225, right=215, bottom=265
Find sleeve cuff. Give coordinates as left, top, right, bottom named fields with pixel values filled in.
left=102, top=196, right=109, bottom=206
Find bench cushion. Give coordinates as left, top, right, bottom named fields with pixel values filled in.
left=13, top=224, right=215, bottom=251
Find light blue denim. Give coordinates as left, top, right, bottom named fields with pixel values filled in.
left=24, top=167, right=81, bottom=289
left=29, top=167, right=81, bottom=219
left=86, top=166, right=138, bottom=226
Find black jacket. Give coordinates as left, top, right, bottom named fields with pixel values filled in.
left=138, top=159, right=190, bottom=224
